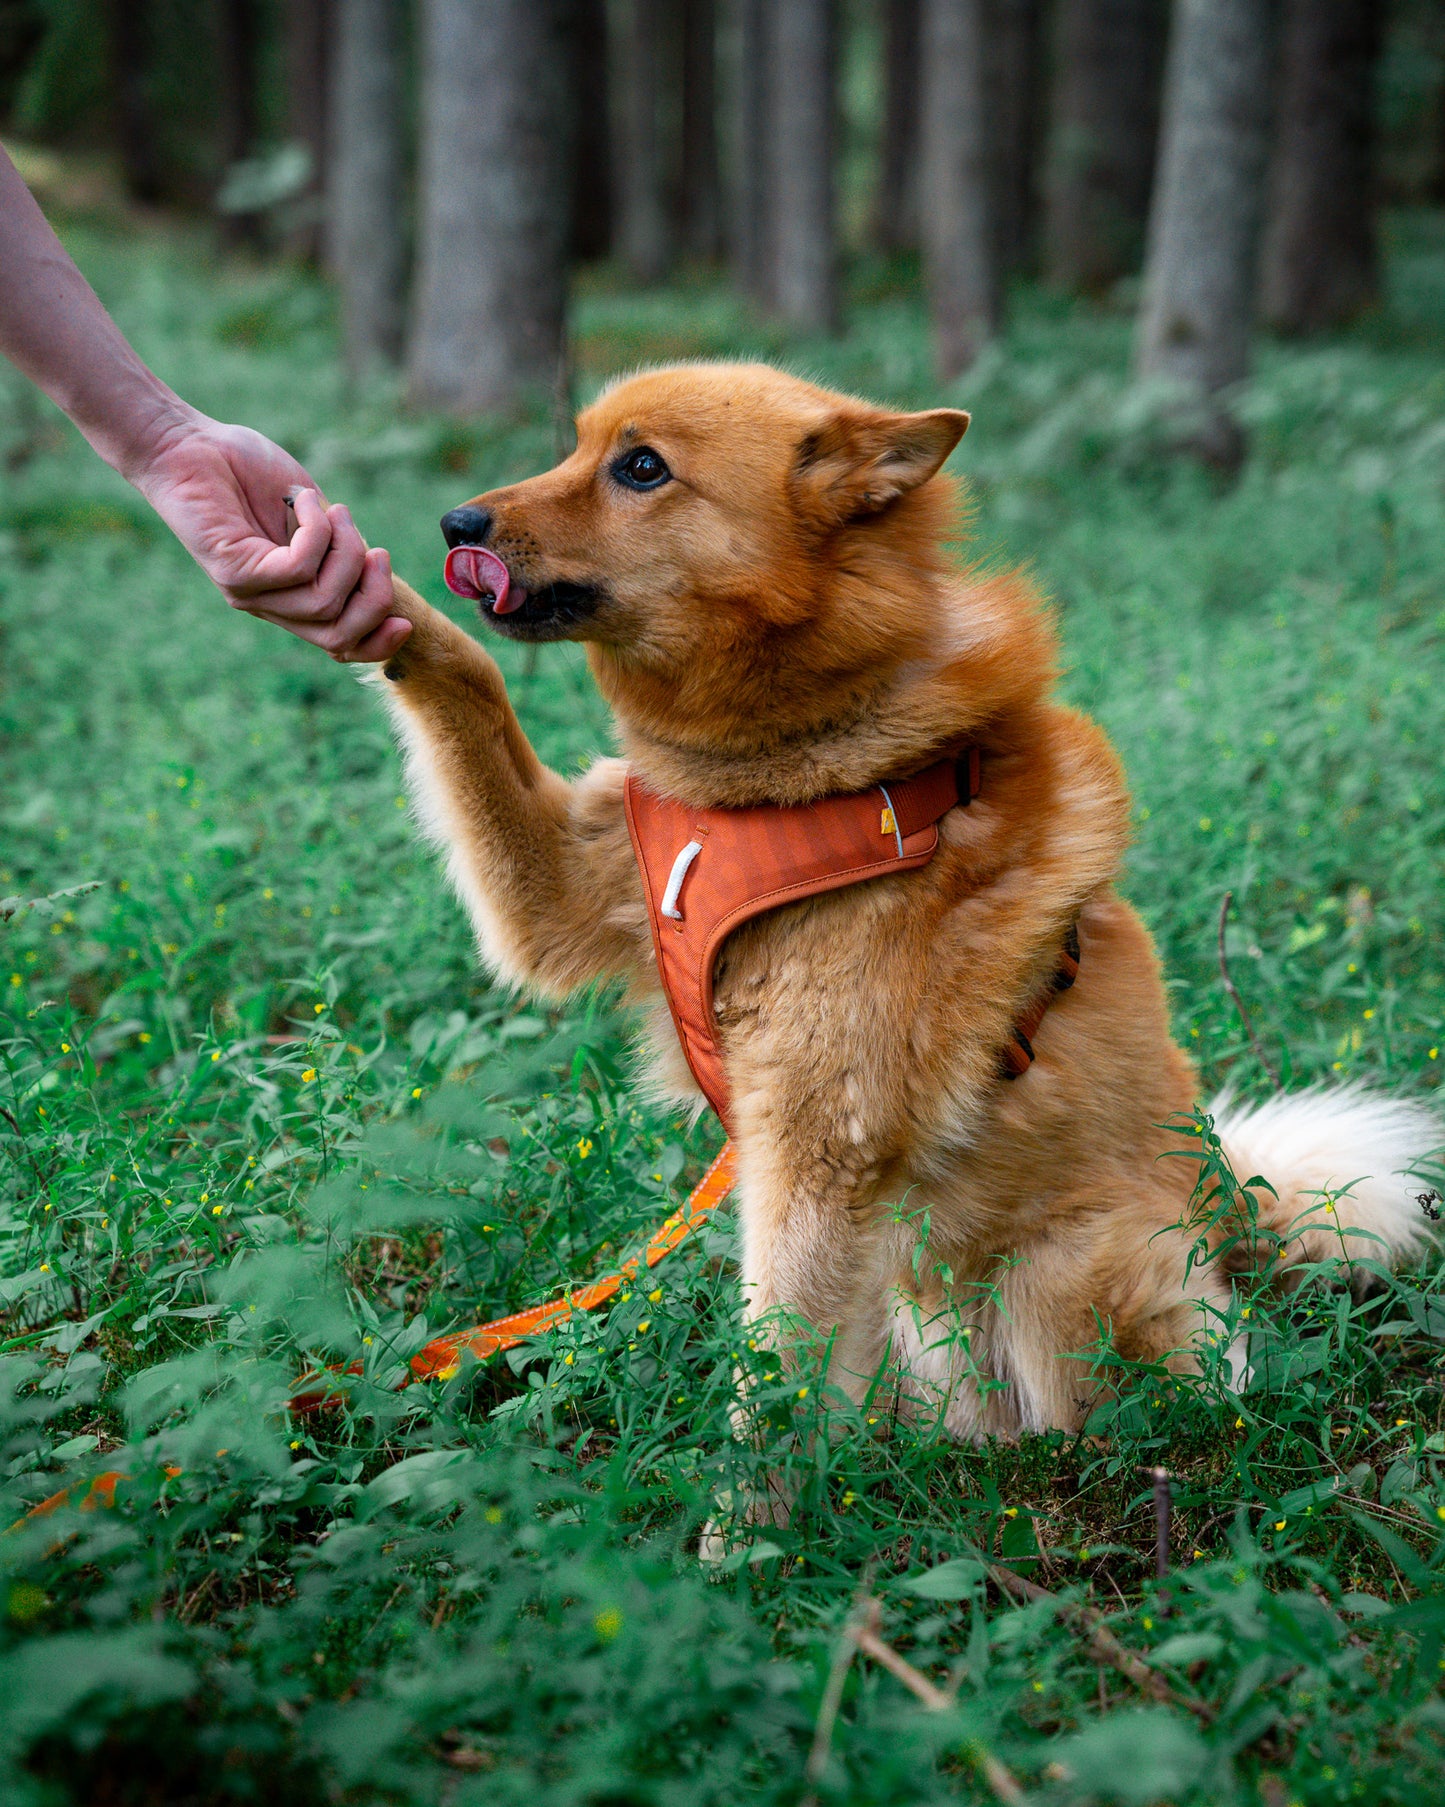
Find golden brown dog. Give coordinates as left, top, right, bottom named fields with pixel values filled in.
left=364, top=362, right=1436, bottom=1457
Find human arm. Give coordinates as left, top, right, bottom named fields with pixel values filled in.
left=0, top=144, right=408, bottom=661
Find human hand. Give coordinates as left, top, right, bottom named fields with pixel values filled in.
left=130, top=413, right=411, bottom=662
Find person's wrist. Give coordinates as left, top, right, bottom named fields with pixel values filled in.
left=90, top=381, right=206, bottom=487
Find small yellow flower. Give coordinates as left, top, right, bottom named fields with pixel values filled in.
left=1198, top=816, right=1212, bottom=832
left=1396, top=1418, right=1408, bottom=1427
left=211, top=1050, right=221, bottom=1062
left=290, top=1440, right=301, bottom=1450
left=1142, top=1616, right=1153, bottom=1631
left=139, top=1031, right=151, bottom=1043
left=314, top=1003, right=325, bottom=1014
left=411, top=1086, right=422, bottom=1098
left=100, top=1217, right=108, bottom=1228
left=867, top=1415, right=878, bottom=1425
left=647, top=1288, right=662, bottom=1303
left=636, top=1320, right=651, bottom=1334
left=301, top=1068, right=316, bottom=1083
left=594, top=1606, right=623, bottom=1642
left=576, top=1137, right=593, bottom=1159
left=485, top=1505, right=503, bottom=1523
left=200, top=1192, right=209, bottom=1204
left=563, top=1352, right=574, bottom=1365
left=39, top=1263, right=50, bottom=1273
left=1274, top=1519, right=1286, bottom=1531
left=841, top=1490, right=855, bottom=1507
left=1241, top=1307, right=1251, bottom=1319
left=1192, top=1549, right=1204, bottom=1560
left=212, top=1205, right=223, bottom=1216
left=363, top=1335, right=373, bottom=1346
left=60, top=1043, right=70, bottom=1054
left=1363, top=1008, right=1375, bottom=1021
left=1235, top=1416, right=1244, bottom=1429
left=9, top=974, right=20, bottom=987
left=1003, top=1507, right=1018, bottom=1519
left=1431, top=1049, right=1439, bottom=1061
left=796, top=1387, right=809, bottom=1400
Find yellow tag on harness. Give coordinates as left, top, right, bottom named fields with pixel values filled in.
left=880, top=806, right=897, bottom=838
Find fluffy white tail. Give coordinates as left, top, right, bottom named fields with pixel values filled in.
left=1210, top=1083, right=1442, bottom=1275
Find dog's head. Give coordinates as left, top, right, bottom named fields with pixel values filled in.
left=439, top=364, right=969, bottom=747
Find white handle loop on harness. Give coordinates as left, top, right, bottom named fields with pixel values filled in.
left=660, top=840, right=703, bottom=921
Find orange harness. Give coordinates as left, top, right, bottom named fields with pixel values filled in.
left=623, top=749, right=979, bottom=1129
left=286, top=750, right=1077, bottom=1411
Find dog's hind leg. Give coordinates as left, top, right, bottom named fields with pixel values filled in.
left=370, top=579, right=655, bottom=1002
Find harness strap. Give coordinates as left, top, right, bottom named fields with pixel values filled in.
left=1001, top=920, right=1081, bottom=1079
left=625, top=751, right=978, bottom=1130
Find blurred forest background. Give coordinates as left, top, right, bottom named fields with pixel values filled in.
left=4, top=0, right=1445, bottom=459
left=5, top=7, right=1445, bottom=1804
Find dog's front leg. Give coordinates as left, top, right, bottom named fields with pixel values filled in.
left=701, top=1142, right=896, bottom=1558
left=372, top=580, right=651, bottom=999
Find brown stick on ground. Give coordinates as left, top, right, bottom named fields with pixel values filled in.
left=1142, top=1465, right=1173, bottom=1581
left=1218, top=891, right=1282, bottom=1090
left=987, top=1565, right=1215, bottom=1725
left=847, top=1601, right=1029, bottom=1806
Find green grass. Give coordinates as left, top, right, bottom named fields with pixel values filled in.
left=2, top=210, right=1445, bottom=1805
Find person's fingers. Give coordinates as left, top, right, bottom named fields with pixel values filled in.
left=220, top=487, right=332, bottom=599
left=315, top=548, right=407, bottom=660
left=343, top=616, right=414, bottom=664
left=284, top=487, right=332, bottom=582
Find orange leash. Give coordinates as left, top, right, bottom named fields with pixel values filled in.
left=290, top=1139, right=738, bottom=1411
left=18, top=1144, right=737, bottom=1522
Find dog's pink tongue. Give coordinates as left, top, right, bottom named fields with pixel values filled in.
left=444, top=544, right=517, bottom=613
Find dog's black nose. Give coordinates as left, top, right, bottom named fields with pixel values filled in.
left=440, top=505, right=493, bottom=549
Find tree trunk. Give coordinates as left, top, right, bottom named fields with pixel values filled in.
left=731, top=0, right=773, bottom=301
left=1044, top=0, right=1168, bottom=292
left=770, top=0, right=837, bottom=331
left=1260, top=0, right=1383, bottom=335
left=217, top=0, right=262, bottom=247
left=284, top=0, right=332, bottom=263
left=106, top=0, right=163, bottom=204
left=872, top=0, right=920, bottom=254
left=569, top=0, right=613, bottom=261
left=329, top=0, right=407, bottom=376
left=681, top=0, right=721, bottom=260
left=408, top=0, right=570, bottom=414
left=989, top=0, right=1045, bottom=278
left=1134, top=0, right=1278, bottom=467
left=617, top=0, right=680, bottom=283
left=921, top=0, right=995, bottom=378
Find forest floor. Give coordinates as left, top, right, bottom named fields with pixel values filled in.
left=2, top=196, right=1445, bottom=1805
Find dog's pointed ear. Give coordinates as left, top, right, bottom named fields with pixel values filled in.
left=792, top=407, right=969, bottom=523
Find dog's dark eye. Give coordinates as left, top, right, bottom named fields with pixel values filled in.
left=612, top=447, right=671, bottom=491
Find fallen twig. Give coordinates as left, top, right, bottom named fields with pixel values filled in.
left=1141, top=1465, right=1173, bottom=1581
left=846, top=1599, right=1028, bottom=1805
left=988, top=1565, right=1215, bottom=1725
left=1218, top=891, right=1281, bottom=1090
left=803, top=1598, right=866, bottom=1795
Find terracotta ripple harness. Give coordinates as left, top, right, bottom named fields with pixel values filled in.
left=282, top=747, right=1078, bottom=1414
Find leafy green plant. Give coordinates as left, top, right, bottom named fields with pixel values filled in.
left=1, top=209, right=1443, bottom=1804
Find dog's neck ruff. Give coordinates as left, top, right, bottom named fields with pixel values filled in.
left=625, top=750, right=1001, bottom=1131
